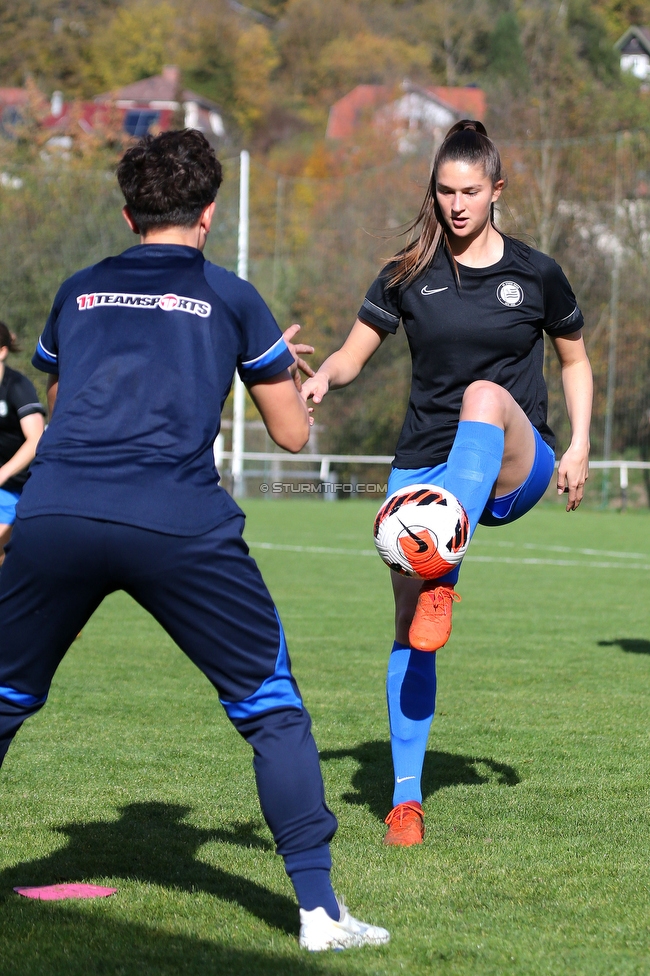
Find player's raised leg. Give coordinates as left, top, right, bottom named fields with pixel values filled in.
left=383, top=385, right=544, bottom=845
left=409, top=380, right=535, bottom=652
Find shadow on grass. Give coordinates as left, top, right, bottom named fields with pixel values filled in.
left=0, top=898, right=332, bottom=976
left=321, top=741, right=519, bottom=820
left=599, top=638, right=650, bottom=655
left=0, top=802, right=291, bottom=935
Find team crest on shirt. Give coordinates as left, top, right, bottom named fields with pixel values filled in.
left=76, top=293, right=212, bottom=317
left=496, top=281, right=524, bottom=307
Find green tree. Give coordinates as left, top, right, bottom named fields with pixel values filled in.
left=275, top=0, right=366, bottom=96
left=84, top=0, right=181, bottom=93
left=568, top=0, right=620, bottom=81
left=232, top=24, right=280, bottom=133
left=591, top=0, right=650, bottom=40
left=419, top=0, right=493, bottom=84
left=0, top=0, right=119, bottom=95
left=178, top=0, right=240, bottom=112
left=316, top=32, right=431, bottom=96
left=487, top=11, right=529, bottom=87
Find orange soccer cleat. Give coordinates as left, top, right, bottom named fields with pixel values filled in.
left=383, top=801, right=425, bottom=846
left=409, top=583, right=461, bottom=652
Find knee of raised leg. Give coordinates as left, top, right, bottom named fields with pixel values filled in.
left=461, top=380, right=507, bottom=418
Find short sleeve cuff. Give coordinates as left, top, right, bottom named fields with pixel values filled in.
left=239, top=339, right=295, bottom=383
left=357, top=298, right=400, bottom=334
left=32, top=337, right=58, bottom=374
left=17, top=403, right=46, bottom=419
left=545, top=305, right=584, bottom=337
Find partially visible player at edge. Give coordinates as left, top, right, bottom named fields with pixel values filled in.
left=0, top=323, right=45, bottom=565
left=301, top=120, right=593, bottom=847
left=0, top=130, right=389, bottom=951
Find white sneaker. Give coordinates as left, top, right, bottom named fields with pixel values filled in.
left=299, top=898, right=390, bottom=951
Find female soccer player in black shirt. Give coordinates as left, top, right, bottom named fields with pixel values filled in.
left=302, top=120, right=593, bottom=847
left=0, top=323, right=45, bottom=564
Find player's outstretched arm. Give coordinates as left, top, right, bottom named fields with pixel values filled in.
left=301, top=318, right=386, bottom=404
left=282, top=324, right=314, bottom=392
left=551, top=330, right=593, bottom=511
left=0, top=412, right=45, bottom=488
left=249, top=370, right=310, bottom=453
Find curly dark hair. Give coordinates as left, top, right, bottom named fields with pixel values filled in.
left=116, top=129, right=223, bottom=234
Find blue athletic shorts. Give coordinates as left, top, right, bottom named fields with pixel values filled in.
left=0, top=488, right=20, bottom=526
left=387, top=424, right=555, bottom=528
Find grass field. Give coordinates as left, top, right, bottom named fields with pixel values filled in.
left=1, top=499, right=650, bottom=975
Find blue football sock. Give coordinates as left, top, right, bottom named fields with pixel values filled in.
left=285, top=844, right=339, bottom=920
left=443, top=420, right=505, bottom=537
left=387, top=642, right=437, bottom=806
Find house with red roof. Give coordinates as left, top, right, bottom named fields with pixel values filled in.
left=0, top=66, right=226, bottom=149
left=40, top=65, right=225, bottom=146
left=95, top=66, right=225, bottom=142
left=327, top=82, right=486, bottom=152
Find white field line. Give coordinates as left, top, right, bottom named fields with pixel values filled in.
left=470, top=539, right=650, bottom=561
left=249, top=542, right=376, bottom=556
left=247, top=540, right=650, bottom=571
left=464, top=556, right=650, bottom=571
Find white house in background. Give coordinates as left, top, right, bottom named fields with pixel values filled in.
left=327, top=82, right=486, bottom=154
left=615, top=26, right=650, bottom=80
left=95, top=65, right=225, bottom=142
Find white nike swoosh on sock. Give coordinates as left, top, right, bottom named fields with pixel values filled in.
left=396, top=775, right=416, bottom=783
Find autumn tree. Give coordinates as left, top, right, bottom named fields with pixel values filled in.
left=84, top=0, right=181, bottom=93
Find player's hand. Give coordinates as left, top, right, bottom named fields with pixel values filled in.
left=557, top=444, right=589, bottom=511
left=301, top=372, right=330, bottom=405
left=283, top=324, right=314, bottom=392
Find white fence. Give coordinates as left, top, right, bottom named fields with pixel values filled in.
left=214, top=442, right=648, bottom=508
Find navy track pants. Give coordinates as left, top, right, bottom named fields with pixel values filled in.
left=0, top=513, right=337, bottom=859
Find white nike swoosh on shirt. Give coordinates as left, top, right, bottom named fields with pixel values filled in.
left=421, top=286, right=448, bottom=295
left=396, top=775, right=416, bottom=783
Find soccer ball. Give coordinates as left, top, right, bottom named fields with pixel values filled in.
left=373, top=484, right=469, bottom=579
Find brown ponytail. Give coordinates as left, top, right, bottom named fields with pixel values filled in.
left=386, top=120, right=505, bottom=288
left=0, top=322, right=20, bottom=353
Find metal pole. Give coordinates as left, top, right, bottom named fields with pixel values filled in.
left=602, top=132, right=622, bottom=508
left=271, top=175, right=285, bottom=311
left=620, top=463, right=628, bottom=511
left=232, top=150, right=249, bottom=499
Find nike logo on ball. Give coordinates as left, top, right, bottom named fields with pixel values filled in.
left=421, top=286, right=448, bottom=295
left=396, top=775, right=416, bottom=783
left=398, top=519, right=429, bottom=553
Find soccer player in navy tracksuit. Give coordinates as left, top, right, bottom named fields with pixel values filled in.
left=302, top=121, right=593, bottom=847
left=0, top=130, right=389, bottom=952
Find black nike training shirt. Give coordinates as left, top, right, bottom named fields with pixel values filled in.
left=358, top=235, right=583, bottom=469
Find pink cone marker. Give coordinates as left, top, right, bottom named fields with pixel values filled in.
left=14, top=884, right=117, bottom=901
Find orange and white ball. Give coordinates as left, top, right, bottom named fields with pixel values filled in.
left=373, top=485, right=469, bottom=578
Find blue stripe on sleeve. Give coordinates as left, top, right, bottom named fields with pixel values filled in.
left=32, top=337, right=59, bottom=375
left=36, top=337, right=58, bottom=363
left=241, top=337, right=289, bottom=373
